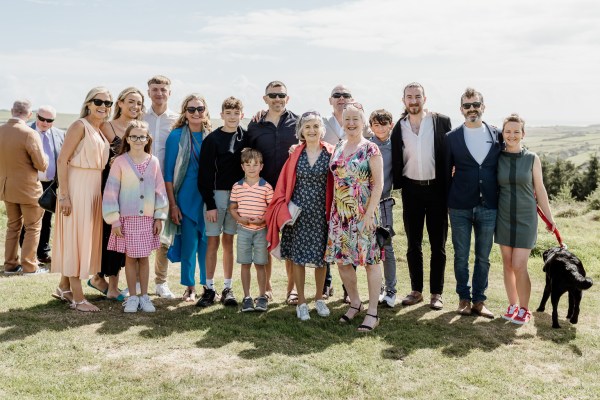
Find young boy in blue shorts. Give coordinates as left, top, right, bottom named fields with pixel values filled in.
left=229, top=148, right=274, bottom=312
left=197, top=97, right=246, bottom=307
left=369, top=109, right=398, bottom=308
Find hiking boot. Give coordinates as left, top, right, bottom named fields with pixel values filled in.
left=457, top=299, right=471, bottom=315
left=512, top=307, right=531, bottom=325
left=472, top=301, right=494, bottom=319
left=124, top=295, right=140, bottom=313
left=255, top=296, right=268, bottom=312
left=296, top=303, right=311, bottom=321
left=241, top=296, right=254, bottom=312
left=401, top=291, right=423, bottom=306
left=315, top=300, right=330, bottom=317
left=430, top=294, right=444, bottom=310
left=139, top=294, right=156, bottom=313
left=155, top=282, right=175, bottom=299
left=502, top=304, right=519, bottom=321
left=196, top=286, right=218, bottom=307
left=221, top=287, right=238, bottom=307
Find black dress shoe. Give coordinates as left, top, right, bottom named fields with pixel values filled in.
left=39, top=256, right=52, bottom=264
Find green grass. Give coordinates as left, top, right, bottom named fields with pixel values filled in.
left=0, top=199, right=599, bottom=399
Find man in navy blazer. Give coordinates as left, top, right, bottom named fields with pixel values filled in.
left=445, top=88, right=502, bottom=319
left=20, top=105, right=64, bottom=264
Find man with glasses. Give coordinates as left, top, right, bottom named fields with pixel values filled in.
left=19, top=105, right=64, bottom=265
left=323, top=84, right=353, bottom=144
left=390, top=82, right=451, bottom=310
left=445, top=87, right=502, bottom=319
left=1, top=100, right=49, bottom=275
left=144, top=75, right=179, bottom=299
left=246, top=81, right=299, bottom=303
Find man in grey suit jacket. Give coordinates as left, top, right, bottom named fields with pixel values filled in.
left=19, top=105, right=64, bottom=264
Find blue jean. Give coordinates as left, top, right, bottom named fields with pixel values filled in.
left=449, top=206, right=496, bottom=303
left=379, top=198, right=397, bottom=292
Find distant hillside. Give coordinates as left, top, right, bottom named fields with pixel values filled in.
left=2, top=110, right=598, bottom=167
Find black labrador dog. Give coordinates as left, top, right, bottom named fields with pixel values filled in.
left=537, top=247, right=593, bottom=328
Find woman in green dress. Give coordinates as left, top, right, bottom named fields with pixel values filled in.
left=495, top=113, right=555, bottom=325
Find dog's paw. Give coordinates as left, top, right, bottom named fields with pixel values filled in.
left=552, top=323, right=561, bottom=329
left=570, top=317, right=579, bottom=324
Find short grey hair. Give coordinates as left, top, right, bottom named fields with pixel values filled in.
left=295, top=110, right=324, bottom=142
left=37, top=105, right=57, bottom=117
left=12, top=99, right=32, bottom=118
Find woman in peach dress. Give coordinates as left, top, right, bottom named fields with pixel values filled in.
left=51, top=87, right=111, bottom=312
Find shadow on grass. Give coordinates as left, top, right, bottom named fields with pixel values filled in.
left=0, top=295, right=582, bottom=359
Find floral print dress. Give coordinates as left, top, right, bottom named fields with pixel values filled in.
left=325, top=140, right=381, bottom=266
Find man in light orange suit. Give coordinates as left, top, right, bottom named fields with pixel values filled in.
left=0, top=99, right=49, bottom=274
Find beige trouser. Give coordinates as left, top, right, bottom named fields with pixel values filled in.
left=3, top=201, right=44, bottom=272
left=154, top=242, right=170, bottom=284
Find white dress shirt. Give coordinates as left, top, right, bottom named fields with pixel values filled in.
left=144, top=107, right=179, bottom=172
left=401, top=112, right=435, bottom=180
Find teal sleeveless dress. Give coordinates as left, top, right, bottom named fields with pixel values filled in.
left=495, top=149, right=537, bottom=249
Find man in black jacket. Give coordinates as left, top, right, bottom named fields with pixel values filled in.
left=391, top=82, right=451, bottom=310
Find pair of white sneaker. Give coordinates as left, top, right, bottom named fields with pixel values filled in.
left=296, top=300, right=330, bottom=321
left=121, top=282, right=175, bottom=299
left=124, top=294, right=155, bottom=313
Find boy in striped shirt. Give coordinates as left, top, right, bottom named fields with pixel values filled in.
left=230, top=148, right=274, bottom=312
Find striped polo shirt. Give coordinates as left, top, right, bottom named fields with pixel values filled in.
left=230, top=178, right=274, bottom=230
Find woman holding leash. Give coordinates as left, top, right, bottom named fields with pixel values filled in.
left=495, top=113, right=556, bottom=325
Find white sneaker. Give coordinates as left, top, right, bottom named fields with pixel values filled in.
left=155, top=282, right=175, bottom=299
left=296, top=303, right=311, bottom=321
left=121, top=282, right=142, bottom=298
left=139, top=294, right=156, bottom=313
left=124, top=295, right=140, bottom=313
left=381, top=290, right=396, bottom=308
left=314, top=300, right=330, bottom=317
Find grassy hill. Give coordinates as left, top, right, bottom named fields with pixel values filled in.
left=2, top=110, right=599, bottom=167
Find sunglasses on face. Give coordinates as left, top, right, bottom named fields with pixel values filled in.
left=462, top=102, right=482, bottom=110
left=37, top=115, right=54, bottom=123
left=186, top=106, right=206, bottom=114
left=343, top=102, right=364, bottom=111
left=266, top=93, right=287, bottom=99
left=128, top=135, right=149, bottom=142
left=89, top=99, right=113, bottom=107
left=331, top=92, right=352, bottom=99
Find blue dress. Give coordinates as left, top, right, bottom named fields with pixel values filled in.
left=164, top=127, right=208, bottom=287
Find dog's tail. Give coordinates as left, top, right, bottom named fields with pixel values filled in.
left=572, top=274, right=593, bottom=290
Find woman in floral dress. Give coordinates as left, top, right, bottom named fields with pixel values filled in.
left=325, top=103, right=384, bottom=332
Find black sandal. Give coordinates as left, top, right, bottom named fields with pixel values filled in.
left=358, top=313, right=379, bottom=332
left=339, top=303, right=363, bottom=323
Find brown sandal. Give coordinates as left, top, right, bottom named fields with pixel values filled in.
left=286, top=290, right=299, bottom=305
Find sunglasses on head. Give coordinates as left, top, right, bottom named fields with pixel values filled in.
left=331, top=92, right=352, bottom=99
left=343, top=102, right=364, bottom=111
left=462, top=102, right=482, bottom=110
left=301, top=111, right=321, bottom=119
left=186, top=106, right=206, bottom=114
left=89, top=99, right=113, bottom=107
left=128, top=135, right=149, bottom=142
left=266, top=93, right=287, bottom=99
left=37, top=115, right=54, bottom=123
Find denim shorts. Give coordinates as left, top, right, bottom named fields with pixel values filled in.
left=204, top=190, right=237, bottom=237
left=236, top=226, right=268, bottom=265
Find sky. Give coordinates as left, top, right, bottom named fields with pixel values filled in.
left=1, top=0, right=599, bottom=126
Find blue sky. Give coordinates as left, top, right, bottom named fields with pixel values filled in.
left=1, top=0, right=599, bottom=126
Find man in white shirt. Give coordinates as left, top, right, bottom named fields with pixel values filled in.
left=144, top=75, right=179, bottom=298
left=323, top=84, right=353, bottom=145
left=19, top=105, right=64, bottom=264
left=390, top=82, right=452, bottom=310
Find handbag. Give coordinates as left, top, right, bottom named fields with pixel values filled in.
left=37, top=134, right=59, bottom=213
left=38, top=180, right=57, bottom=213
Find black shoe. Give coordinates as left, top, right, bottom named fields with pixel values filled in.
left=38, top=255, right=52, bottom=264
left=221, top=287, right=238, bottom=306
left=196, top=286, right=218, bottom=307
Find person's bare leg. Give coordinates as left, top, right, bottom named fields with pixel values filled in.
left=205, top=236, right=220, bottom=281
left=138, top=257, right=150, bottom=296
left=241, top=264, right=252, bottom=298
left=256, top=264, right=266, bottom=297
left=57, top=275, right=73, bottom=303
left=90, top=273, right=108, bottom=293
left=359, top=263, right=382, bottom=330
left=500, top=245, right=518, bottom=305
left=314, top=267, right=327, bottom=301
left=125, top=256, right=139, bottom=296
left=293, top=263, right=306, bottom=304
left=107, top=274, right=121, bottom=299
left=512, top=248, right=532, bottom=309
left=222, top=233, right=234, bottom=280
left=285, top=258, right=295, bottom=293
left=338, top=263, right=361, bottom=319
left=69, top=277, right=99, bottom=312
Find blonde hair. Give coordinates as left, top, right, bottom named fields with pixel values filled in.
left=112, top=87, right=145, bottom=121
left=79, top=87, right=112, bottom=121
left=172, top=93, right=212, bottom=132
left=502, top=113, right=526, bottom=134
left=147, top=75, right=171, bottom=86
